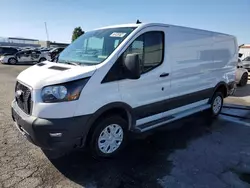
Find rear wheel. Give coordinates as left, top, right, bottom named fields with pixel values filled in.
left=89, top=116, right=128, bottom=158
left=239, top=73, right=248, bottom=86
left=210, top=92, right=223, bottom=117
left=8, top=58, right=17, bottom=64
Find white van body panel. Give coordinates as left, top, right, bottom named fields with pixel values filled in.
left=17, top=61, right=96, bottom=89
left=74, top=64, right=121, bottom=116
left=167, top=26, right=237, bottom=99
left=167, top=28, right=214, bottom=99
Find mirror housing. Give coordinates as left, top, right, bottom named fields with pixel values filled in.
left=123, top=53, right=141, bottom=79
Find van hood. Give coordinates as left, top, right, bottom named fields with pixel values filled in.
left=17, top=61, right=96, bottom=89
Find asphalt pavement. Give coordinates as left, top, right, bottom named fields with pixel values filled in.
left=1, top=63, right=250, bottom=188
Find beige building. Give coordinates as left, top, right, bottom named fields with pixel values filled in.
left=0, top=37, right=68, bottom=48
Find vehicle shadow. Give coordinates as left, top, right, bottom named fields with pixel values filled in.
left=234, top=83, right=250, bottom=97
left=1, top=62, right=35, bottom=66
left=45, top=111, right=215, bottom=188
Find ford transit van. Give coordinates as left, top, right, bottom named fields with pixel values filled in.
left=11, top=23, right=237, bottom=157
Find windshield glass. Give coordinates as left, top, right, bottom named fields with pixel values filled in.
left=58, top=27, right=135, bottom=65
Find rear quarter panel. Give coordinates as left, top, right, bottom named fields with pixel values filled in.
left=212, top=34, right=237, bottom=85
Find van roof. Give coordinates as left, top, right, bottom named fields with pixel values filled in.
left=96, top=23, right=234, bottom=37
left=95, top=23, right=141, bottom=30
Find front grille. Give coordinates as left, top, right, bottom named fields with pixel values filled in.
left=15, top=82, right=32, bottom=115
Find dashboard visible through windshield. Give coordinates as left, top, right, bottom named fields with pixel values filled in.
left=58, top=27, right=136, bottom=65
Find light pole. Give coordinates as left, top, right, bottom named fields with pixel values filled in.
left=44, top=22, right=49, bottom=41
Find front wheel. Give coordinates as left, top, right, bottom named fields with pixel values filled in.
left=8, top=58, right=17, bottom=64
left=210, top=92, right=223, bottom=117
left=89, top=116, right=128, bottom=158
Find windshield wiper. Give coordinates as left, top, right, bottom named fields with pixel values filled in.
left=66, top=61, right=80, bottom=66
left=58, top=60, right=81, bottom=66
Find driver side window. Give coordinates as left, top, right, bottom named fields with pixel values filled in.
left=17, top=51, right=25, bottom=57
left=124, top=31, right=164, bottom=73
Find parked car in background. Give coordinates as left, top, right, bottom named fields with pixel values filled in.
left=44, top=47, right=65, bottom=61
left=40, top=49, right=50, bottom=53
left=242, top=56, right=250, bottom=71
left=236, top=58, right=248, bottom=86
left=0, top=46, right=19, bottom=56
left=0, top=49, right=47, bottom=64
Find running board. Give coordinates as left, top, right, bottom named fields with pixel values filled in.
left=135, top=104, right=211, bottom=133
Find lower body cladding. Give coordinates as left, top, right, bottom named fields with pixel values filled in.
left=11, top=100, right=91, bottom=151
left=0, top=60, right=8, bottom=64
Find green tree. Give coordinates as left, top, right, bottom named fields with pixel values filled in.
left=72, top=27, right=84, bottom=42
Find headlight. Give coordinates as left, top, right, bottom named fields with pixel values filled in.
left=41, top=78, right=89, bottom=103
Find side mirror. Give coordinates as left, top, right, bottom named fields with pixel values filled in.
left=123, top=53, right=141, bottom=79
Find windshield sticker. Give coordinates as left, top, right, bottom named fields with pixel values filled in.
left=110, top=32, right=127, bottom=37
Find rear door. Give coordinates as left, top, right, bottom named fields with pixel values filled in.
left=117, top=26, right=171, bottom=125
left=17, top=51, right=31, bottom=62
left=30, top=50, right=41, bottom=62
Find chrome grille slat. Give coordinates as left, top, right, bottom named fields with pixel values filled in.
left=15, top=82, right=32, bottom=115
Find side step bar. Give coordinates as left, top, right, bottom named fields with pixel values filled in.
left=134, top=104, right=211, bottom=133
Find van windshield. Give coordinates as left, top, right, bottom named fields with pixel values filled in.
left=58, top=27, right=136, bottom=65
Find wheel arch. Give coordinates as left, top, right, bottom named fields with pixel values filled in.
left=239, top=72, right=248, bottom=86
left=209, top=81, right=228, bottom=103
left=8, top=57, right=18, bottom=63
left=242, top=71, right=248, bottom=78
left=84, top=102, right=135, bottom=145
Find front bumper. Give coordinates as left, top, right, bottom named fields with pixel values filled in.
left=11, top=100, right=91, bottom=151
left=0, top=59, right=8, bottom=64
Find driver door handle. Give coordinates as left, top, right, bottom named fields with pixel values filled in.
left=160, top=73, right=169, bottom=77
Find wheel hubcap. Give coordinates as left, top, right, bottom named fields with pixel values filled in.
left=98, top=124, right=124, bottom=154
left=10, top=59, right=16, bottom=64
left=213, top=96, right=222, bottom=114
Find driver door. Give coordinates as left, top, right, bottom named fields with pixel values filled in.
left=118, top=26, right=171, bottom=126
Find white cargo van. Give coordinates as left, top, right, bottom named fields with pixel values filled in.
left=11, top=23, right=237, bottom=157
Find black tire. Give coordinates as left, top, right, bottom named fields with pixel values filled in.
left=38, top=58, right=46, bottom=63
left=8, top=58, right=17, bottom=64
left=89, top=115, right=128, bottom=158
left=239, top=73, right=248, bottom=86
left=209, top=92, right=223, bottom=117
